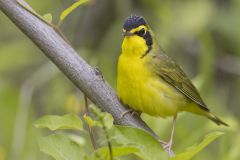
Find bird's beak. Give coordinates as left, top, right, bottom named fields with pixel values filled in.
left=123, top=31, right=134, bottom=37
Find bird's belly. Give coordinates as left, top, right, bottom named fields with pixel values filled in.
left=144, top=78, right=187, bottom=117
left=117, top=63, right=187, bottom=117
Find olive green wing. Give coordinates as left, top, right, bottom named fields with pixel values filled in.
left=151, top=53, right=209, bottom=111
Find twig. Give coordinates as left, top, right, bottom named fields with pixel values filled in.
left=16, top=0, right=72, bottom=45
left=84, top=95, right=97, bottom=150
left=102, top=123, right=113, bottom=160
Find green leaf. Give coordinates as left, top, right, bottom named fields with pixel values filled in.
left=42, top=13, right=53, bottom=23
left=171, top=132, right=224, bottom=160
left=115, top=125, right=168, bottom=160
left=102, top=112, right=114, bottom=130
left=95, top=146, right=139, bottom=160
left=34, top=114, right=83, bottom=131
left=67, top=134, right=86, bottom=146
left=59, top=0, right=89, bottom=22
left=39, top=134, right=84, bottom=160
left=83, top=114, right=102, bottom=127
left=84, top=105, right=114, bottom=130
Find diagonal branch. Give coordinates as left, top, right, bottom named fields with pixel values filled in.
left=0, top=0, right=160, bottom=143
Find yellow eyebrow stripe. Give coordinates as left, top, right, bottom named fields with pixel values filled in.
left=129, top=25, right=147, bottom=33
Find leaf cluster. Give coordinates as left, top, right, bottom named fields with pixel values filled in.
left=34, top=105, right=224, bottom=160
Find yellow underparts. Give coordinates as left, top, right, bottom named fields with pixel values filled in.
left=117, top=36, right=187, bottom=117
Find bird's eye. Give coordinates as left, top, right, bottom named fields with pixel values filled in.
left=137, top=28, right=146, bottom=36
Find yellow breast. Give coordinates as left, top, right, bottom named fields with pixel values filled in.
left=117, top=51, right=187, bottom=117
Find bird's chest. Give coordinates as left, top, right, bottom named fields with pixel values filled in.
left=117, top=54, right=150, bottom=103
left=117, top=54, right=185, bottom=117
left=118, top=62, right=149, bottom=101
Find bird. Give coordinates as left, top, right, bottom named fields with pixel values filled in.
left=117, top=15, right=228, bottom=155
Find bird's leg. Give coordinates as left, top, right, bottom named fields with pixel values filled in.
left=163, top=115, right=177, bottom=157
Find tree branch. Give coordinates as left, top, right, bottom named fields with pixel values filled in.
left=0, top=0, right=160, bottom=141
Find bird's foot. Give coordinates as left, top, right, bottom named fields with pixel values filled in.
left=120, top=109, right=141, bottom=118
left=163, top=141, right=175, bottom=157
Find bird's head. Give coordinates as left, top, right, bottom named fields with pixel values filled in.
left=122, top=15, right=154, bottom=57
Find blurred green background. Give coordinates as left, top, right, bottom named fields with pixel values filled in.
left=0, top=0, right=239, bottom=159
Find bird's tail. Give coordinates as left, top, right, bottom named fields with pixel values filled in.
left=186, top=105, right=229, bottom=127
left=205, top=112, right=229, bottom=127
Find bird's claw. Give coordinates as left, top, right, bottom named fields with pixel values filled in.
left=163, top=142, right=175, bottom=157
left=120, top=109, right=141, bottom=118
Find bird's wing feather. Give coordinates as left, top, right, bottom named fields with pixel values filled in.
left=150, top=53, right=209, bottom=111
